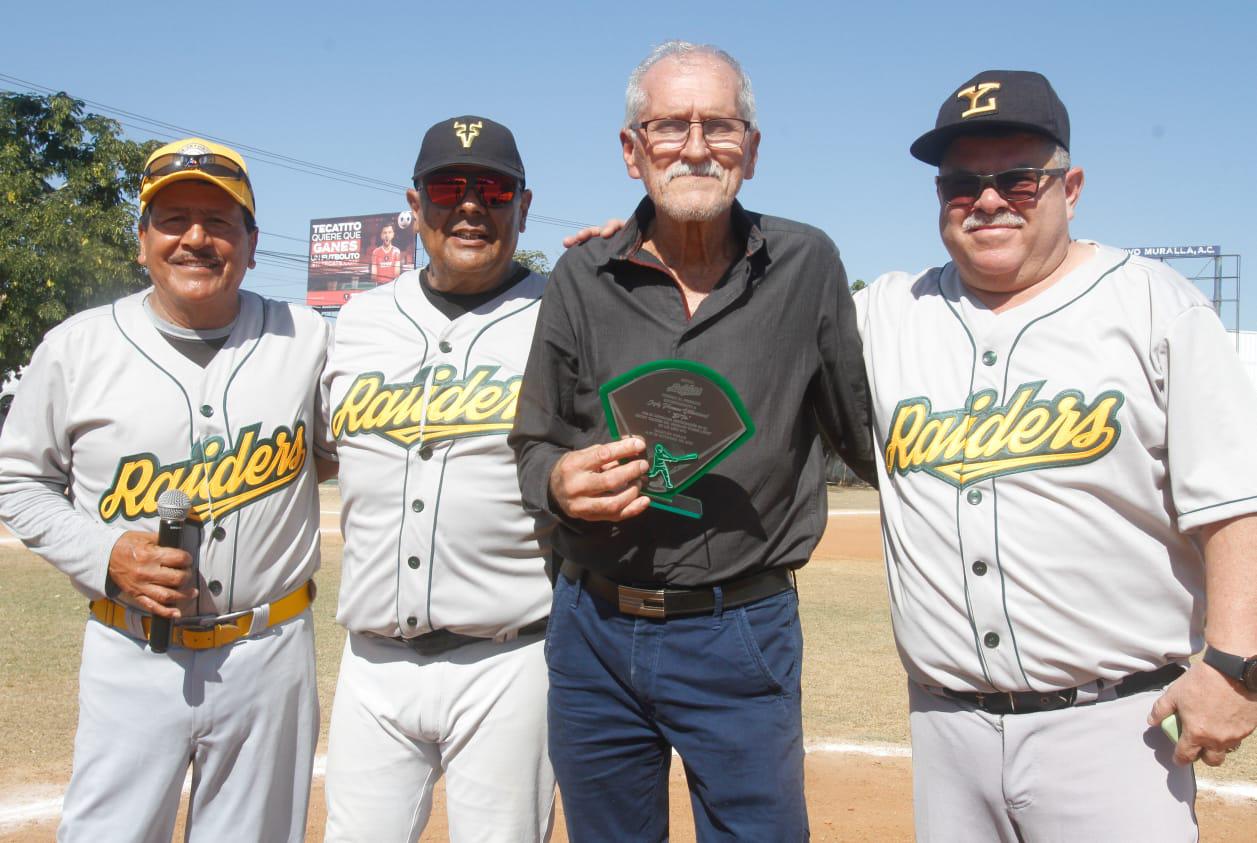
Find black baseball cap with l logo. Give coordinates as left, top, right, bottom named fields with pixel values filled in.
left=910, top=70, right=1070, bottom=165
left=412, top=115, right=526, bottom=185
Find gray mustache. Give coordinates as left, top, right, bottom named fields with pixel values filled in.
left=664, top=160, right=725, bottom=182
left=962, top=210, right=1025, bottom=231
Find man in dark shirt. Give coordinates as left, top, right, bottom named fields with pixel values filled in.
left=510, top=40, right=875, bottom=841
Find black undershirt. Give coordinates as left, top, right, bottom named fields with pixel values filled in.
left=419, top=262, right=531, bottom=320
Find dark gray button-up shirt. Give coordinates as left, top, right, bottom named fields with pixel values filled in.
left=510, top=198, right=875, bottom=586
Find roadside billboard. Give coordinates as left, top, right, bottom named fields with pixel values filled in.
left=307, top=211, right=418, bottom=308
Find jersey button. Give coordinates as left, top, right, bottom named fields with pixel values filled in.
left=982, top=350, right=997, bottom=366
left=411, top=499, right=425, bottom=512
left=212, top=525, right=227, bottom=541
left=406, top=616, right=418, bottom=627
left=199, top=404, right=214, bottom=417
left=966, top=489, right=983, bottom=505
left=208, top=579, right=223, bottom=596
left=972, top=561, right=988, bottom=576
left=439, top=340, right=453, bottom=353
left=407, top=556, right=420, bottom=569
left=983, top=632, right=1000, bottom=648
left=420, top=447, right=433, bottom=461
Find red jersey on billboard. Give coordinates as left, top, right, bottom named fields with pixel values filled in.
left=307, top=212, right=418, bottom=308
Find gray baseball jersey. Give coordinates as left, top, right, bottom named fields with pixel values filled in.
left=855, top=242, right=1257, bottom=693
left=0, top=288, right=330, bottom=610
left=323, top=269, right=553, bottom=638
left=0, top=287, right=330, bottom=841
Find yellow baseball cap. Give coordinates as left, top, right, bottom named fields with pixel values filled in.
left=139, top=137, right=256, bottom=216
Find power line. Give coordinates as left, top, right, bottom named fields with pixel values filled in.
left=1, top=72, right=597, bottom=231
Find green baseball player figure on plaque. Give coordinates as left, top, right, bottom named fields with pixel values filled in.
left=599, top=360, right=754, bottom=519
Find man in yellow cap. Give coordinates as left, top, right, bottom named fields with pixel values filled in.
left=0, top=137, right=334, bottom=841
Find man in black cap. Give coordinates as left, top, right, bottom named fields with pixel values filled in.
left=322, top=115, right=556, bottom=841
left=855, top=70, right=1257, bottom=839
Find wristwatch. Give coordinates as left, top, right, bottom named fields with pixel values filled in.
left=1203, top=645, right=1257, bottom=692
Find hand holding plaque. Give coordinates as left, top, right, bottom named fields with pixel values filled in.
left=599, top=360, right=754, bottom=519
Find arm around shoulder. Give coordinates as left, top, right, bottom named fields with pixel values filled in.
left=813, top=248, right=878, bottom=486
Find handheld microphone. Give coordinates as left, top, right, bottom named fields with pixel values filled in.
left=149, top=489, right=192, bottom=654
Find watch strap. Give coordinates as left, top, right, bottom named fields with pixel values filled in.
left=1204, top=645, right=1251, bottom=682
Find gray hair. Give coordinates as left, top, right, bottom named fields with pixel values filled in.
left=1048, top=143, right=1071, bottom=169
left=624, top=41, right=757, bottom=130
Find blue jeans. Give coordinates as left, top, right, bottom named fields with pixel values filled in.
left=546, top=570, right=808, bottom=842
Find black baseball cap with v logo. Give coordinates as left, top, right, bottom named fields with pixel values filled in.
left=910, top=70, right=1070, bottom=166
left=412, top=115, right=526, bottom=186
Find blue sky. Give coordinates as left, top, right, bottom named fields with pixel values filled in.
left=6, top=2, right=1255, bottom=326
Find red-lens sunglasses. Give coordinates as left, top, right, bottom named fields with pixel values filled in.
left=422, top=173, right=518, bottom=208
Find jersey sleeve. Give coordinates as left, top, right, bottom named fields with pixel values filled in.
left=1164, top=304, right=1257, bottom=531
left=313, top=318, right=337, bottom=462
left=0, top=340, right=125, bottom=599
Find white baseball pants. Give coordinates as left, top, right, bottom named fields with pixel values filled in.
left=324, top=631, right=554, bottom=842
left=909, top=679, right=1197, bottom=842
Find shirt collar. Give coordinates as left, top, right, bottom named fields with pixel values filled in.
left=602, top=196, right=767, bottom=266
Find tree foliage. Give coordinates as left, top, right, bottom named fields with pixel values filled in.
left=0, top=92, right=157, bottom=381
left=850, top=278, right=867, bottom=292
left=513, top=249, right=551, bottom=275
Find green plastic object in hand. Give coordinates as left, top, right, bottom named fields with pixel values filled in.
left=1161, top=713, right=1181, bottom=743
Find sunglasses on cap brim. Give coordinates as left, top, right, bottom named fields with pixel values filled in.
left=142, top=153, right=253, bottom=188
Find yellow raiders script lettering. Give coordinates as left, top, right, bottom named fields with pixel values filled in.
left=331, top=365, right=522, bottom=448
left=98, top=421, right=308, bottom=524
left=884, top=382, right=1123, bottom=487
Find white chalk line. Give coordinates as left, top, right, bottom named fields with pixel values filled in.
left=4, top=742, right=1255, bottom=830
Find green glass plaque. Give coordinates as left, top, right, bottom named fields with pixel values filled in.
left=599, top=360, right=754, bottom=519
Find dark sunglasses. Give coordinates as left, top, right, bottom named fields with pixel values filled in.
left=142, top=153, right=252, bottom=186
left=936, top=167, right=1067, bottom=207
left=421, top=173, right=519, bottom=208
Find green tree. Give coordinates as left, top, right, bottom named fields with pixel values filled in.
left=513, top=249, right=551, bottom=275
left=0, top=92, right=156, bottom=381
left=850, top=279, right=867, bottom=292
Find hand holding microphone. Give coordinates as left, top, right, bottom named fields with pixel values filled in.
left=149, top=490, right=192, bottom=653
left=105, top=489, right=196, bottom=653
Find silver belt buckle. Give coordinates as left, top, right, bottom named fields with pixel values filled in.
left=176, top=608, right=252, bottom=631
left=618, top=586, right=668, bottom=619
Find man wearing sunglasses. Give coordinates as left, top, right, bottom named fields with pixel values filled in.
left=0, top=137, right=332, bottom=840
left=855, top=70, right=1257, bottom=839
left=322, top=116, right=556, bottom=841
left=510, top=42, right=876, bottom=841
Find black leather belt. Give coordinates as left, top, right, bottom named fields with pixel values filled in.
left=394, top=617, right=548, bottom=657
left=561, top=560, right=795, bottom=619
left=943, top=663, right=1185, bottom=715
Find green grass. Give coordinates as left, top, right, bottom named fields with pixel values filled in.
left=799, top=559, right=910, bottom=745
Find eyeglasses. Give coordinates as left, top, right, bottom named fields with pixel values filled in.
left=142, top=153, right=252, bottom=187
left=936, top=167, right=1067, bottom=207
left=420, top=172, right=519, bottom=208
left=632, top=118, right=751, bottom=150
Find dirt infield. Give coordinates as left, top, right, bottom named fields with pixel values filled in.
left=3, top=487, right=1257, bottom=840
left=9, top=753, right=1257, bottom=841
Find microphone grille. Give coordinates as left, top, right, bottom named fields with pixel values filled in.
left=156, top=489, right=192, bottom=521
